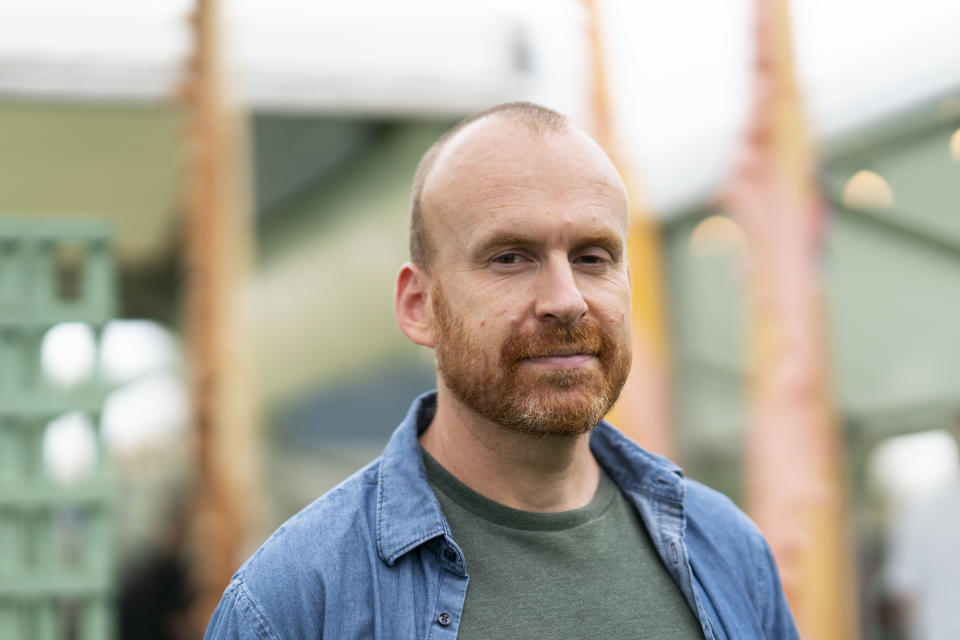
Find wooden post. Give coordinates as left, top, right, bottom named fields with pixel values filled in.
left=181, top=0, right=259, bottom=633
left=582, top=0, right=676, bottom=460
left=723, top=0, right=859, bottom=637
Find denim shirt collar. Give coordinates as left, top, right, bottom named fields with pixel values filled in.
left=376, top=391, right=686, bottom=565
left=376, top=392, right=449, bottom=565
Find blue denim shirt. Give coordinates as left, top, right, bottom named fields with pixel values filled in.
left=205, top=392, right=798, bottom=639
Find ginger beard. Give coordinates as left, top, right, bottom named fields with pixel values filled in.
left=432, top=283, right=632, bottom=437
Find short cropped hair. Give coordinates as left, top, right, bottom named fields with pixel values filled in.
left=408, top=101, right=571, bottom=271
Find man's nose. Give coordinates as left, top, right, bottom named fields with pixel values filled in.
left=534, top=258, right=588, bottom=325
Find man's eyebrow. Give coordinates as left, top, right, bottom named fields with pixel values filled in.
left=575, top=232, right=624, bottom=254
left=473, top=232, right=542, bottom=253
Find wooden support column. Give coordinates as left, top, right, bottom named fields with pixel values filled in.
left=582, top=0, right=676, bottom=460
left=723, top=0, right=859, bottom=637
left=181, top=0, right=259, bottom=632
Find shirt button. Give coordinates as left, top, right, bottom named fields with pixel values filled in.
left=437, top=612, right=452, bottom=626
left=443, top=548, right=457, bottom=562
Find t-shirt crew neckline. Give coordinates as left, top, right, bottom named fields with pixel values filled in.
left=420, top=446, right=618, bottom=532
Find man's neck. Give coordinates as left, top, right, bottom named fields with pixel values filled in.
left=418, top=391, right=600, bottom=512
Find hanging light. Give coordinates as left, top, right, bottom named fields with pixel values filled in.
left=842, top=170, right=894, bottom=209
left=689, top=214, right=747, bottom=256
left=43, top=412, right=97, bottom=485
left=41, top=322, right=97, bottom=389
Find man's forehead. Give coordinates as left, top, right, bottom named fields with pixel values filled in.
left=435, top=115, right=533, bottom=165
left=432, top=116, right=600, bottom=175
left=422, top=116, right=628, bottom=218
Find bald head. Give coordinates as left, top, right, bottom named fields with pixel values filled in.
left=409, top=102, right=581, bottom=272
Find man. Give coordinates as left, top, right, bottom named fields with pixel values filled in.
left=205, top=102, right=798, bottom=639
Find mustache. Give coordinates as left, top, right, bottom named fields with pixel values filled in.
left=502, top=321, right=606, bottom=362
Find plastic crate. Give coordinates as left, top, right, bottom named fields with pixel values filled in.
left=0, top=221, right=116, bottom=640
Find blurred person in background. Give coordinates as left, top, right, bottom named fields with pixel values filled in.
left=883, top=423, right=960, bottom=640
left=204, top=102, right=797, bottom=639
left=119, top=496, right=194, bottom=640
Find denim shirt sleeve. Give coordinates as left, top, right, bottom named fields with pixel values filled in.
left=680, top=478, right=800, bottom=639
left=204, top=578, right=283, bottom=640
left=756, top=537, right=798, bottom=639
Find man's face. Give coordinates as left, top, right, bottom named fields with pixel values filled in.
left=421, top=119, right=632, bottom=437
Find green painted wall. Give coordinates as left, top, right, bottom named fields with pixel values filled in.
left=0, top=102, right=184, bottom=266
left=253, top=123, right=448, bottom=408
left=663, top=110, right=960, bottom=496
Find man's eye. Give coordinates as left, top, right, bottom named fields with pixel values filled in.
left=493, top=253, right=524, bottom=264
left=576, top=253, right=607, bottom=265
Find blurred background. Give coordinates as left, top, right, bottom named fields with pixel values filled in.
left=1, top=0, right=958, bottom=638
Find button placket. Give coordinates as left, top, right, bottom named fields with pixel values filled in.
left=430, top=541, right=468, bottom=639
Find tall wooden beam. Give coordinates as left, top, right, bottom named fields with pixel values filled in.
left=583, top=0, right=676, bottom=460
left=723, top=0, right=859, bottom=637
left=181, top=0, right=259, bottom=632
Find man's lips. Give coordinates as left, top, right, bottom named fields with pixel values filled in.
left=519, top=353, right=597, bottom=369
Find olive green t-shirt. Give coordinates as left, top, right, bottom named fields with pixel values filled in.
left=422, top=448, right=704, bottom=639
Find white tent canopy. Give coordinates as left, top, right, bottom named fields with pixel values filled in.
left=1, top=0, right=958, bottom=212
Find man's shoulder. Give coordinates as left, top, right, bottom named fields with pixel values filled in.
left=236, top=457, right=383, bottom=595
left=680, top=476, right=784, bottom=606
left=683, top=478, right=755, bottom=527
left=206, top=458, right=386, bottom=639
left=680, top=477, right=799, bottom=637
left=682, top=477, right=765, bottom=550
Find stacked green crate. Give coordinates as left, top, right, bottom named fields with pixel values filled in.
left=0, top=221, right=115, bottom=640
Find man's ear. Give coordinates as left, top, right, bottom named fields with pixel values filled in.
left=395, top=262, right=435, bottom=348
